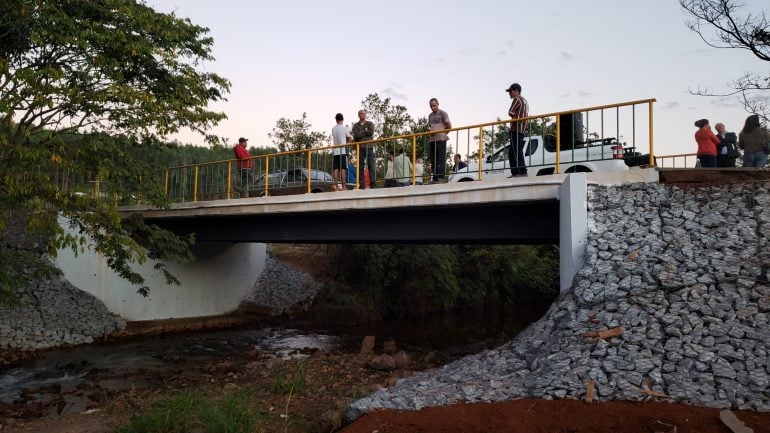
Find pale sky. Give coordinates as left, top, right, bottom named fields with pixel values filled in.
left=147, top=0, right=767, bottom=158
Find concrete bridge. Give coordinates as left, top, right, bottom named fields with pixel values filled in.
left=54, top=169, right=659, bottom=321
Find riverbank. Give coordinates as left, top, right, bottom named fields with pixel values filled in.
left=9, top=176, right=770, bottom=433
left=6, top=344, right=770, bottom=433
left=2, top=346, right=437, bottom=433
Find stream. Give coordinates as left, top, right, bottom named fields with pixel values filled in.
left=0, top=306, right=544, bottom=419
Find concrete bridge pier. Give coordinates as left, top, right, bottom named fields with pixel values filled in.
left=559, top=173, right=587, bottom=292
left=54, top=221, right=266, bottom=320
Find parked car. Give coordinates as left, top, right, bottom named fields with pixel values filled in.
left=253, top=168, right=339, bottom=196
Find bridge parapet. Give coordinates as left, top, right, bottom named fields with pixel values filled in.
left=129, top=99, right=656, bottom=205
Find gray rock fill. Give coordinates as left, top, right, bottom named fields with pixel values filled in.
left=348, top=182, right=770, bottom=421
left=242, top=250, right=320, bottom=315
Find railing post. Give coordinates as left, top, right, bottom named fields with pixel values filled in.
left=555, top=117, right=561, bottom=174
left=91, top=176, right=99, bottom=199
left=164, top=169, right=169, bottom=198
left=478, top=127, right=484, bottom=181
left=355, top=143, right=361, bottom=189
left=193, top=166, right=199, bottom=202
left=266, top=156, right=271, bottom=197
left=411, top=136, right=417, bottom=185
left=648, top=100, right=655, bottom=167
left=306, top=150, right=311, bottom=193
left=226, top=161, right=232, bottom=200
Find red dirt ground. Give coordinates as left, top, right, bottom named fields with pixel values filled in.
left=339, top=399, right=770, bottom=433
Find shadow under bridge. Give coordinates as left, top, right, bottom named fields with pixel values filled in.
left=125, top=174, right=592, bottom=291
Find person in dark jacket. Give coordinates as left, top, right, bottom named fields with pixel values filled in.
left=739, top=114, right=769, bottom=168
left=715, top=123, right=740, bottom=167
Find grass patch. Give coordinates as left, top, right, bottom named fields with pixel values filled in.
left=115, top=389, right=260, bottom=433
left=349, top=386, right=369, bottom=401
left=272, top=360, right=306, bottom=395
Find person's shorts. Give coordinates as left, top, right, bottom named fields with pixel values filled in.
left=332, top=154, right=348, bottom=170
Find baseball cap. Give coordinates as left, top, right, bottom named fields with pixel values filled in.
left=238, top=137, right=248, bottom=143
left=505, top=83, right=521, bottom=92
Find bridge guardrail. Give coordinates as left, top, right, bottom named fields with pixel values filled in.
left=114, top=98, right=658, bottom=203
left=655, top=153, right=699, bottom=168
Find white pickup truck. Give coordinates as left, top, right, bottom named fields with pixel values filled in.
left=448, top=134, right=640, bottom=182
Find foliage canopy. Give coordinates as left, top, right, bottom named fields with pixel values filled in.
left=331, top=244, right=559, bottom=319
left=0, top=0, right=231, bottom=297
left=680, top=0, right=770, bottom=119
left=269, top=112, right=329, bottom=152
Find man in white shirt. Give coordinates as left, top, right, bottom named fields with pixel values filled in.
left=393, top=147, right=413, bottom=186
left=331, top=113, right=352, bottom=191
left=414, top=157, right=424, bottom=185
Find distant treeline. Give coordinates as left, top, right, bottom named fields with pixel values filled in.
left=125, top=138, right=275, bottom=170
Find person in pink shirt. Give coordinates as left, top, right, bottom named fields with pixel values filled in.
left=694, top=119, right=719, bottom=168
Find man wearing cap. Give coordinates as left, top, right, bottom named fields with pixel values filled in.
left=428, top=98, right=452, bottom=182
left=506, top=83, right=529, bottom=177
left=234, top=137, right=253, bottom=197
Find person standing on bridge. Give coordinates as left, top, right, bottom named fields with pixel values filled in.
left=234, top=137, right=253, bottom=198
left=694, top=119, right=718, bottom=168
left=393, top=147, right=413, bottom=186
left=332, top=113, right=353, bottom=191
left=352, top=109, right=376, bottom=189
left=452, top=154, right=467, bottom=172
left=428, top=98, right=452, bottom=183
left=414, top=157, right=425, bottom=185
left=506, top=83, right=529, bottom=177
left=739, top=114, right=769, bottom=168
left=715, top=122, right=739, bottom=168
left=384, top=150, right=397, bottom=187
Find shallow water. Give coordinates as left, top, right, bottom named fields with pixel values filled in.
left=0, top=327, right=341, bottom=404
left=0, top=303, right=547, bottom=418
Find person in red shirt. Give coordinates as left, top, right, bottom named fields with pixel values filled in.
left=234, top=137, right=254, bottom=197
left=694, top=119, right=719, bottom=168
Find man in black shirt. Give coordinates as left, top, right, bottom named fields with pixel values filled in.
left=352, top=110, right=376, bottom=189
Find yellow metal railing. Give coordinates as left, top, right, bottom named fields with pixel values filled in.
left=159, top=98, right=656, bottom=203
left=655, top=153, right=698, bottom=168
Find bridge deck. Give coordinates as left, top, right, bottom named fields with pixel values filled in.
left=125, top=170, right=658, bottom=244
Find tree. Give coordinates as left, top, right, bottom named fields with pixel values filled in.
left=469, top=118, right=554, bottom=161
left=359, top=93, right=414, bottom=138
left=680, top=0, right=770, bottom=119
left=0, top=0, right=231, bottom=298
left=330, top=244, right=559, bottom=319
left=268, top=112, right=329, bottom=152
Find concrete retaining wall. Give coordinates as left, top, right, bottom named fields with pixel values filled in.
left=54, top=237, right=266, bottom=321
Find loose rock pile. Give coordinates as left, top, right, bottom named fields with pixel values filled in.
left=0, top=277, right=126, bottom=350
left=242, top=249, right=320, bottom=315
left=348, top=182, right=770, bottom=420
left=0, top=215, right=125, bottom=351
